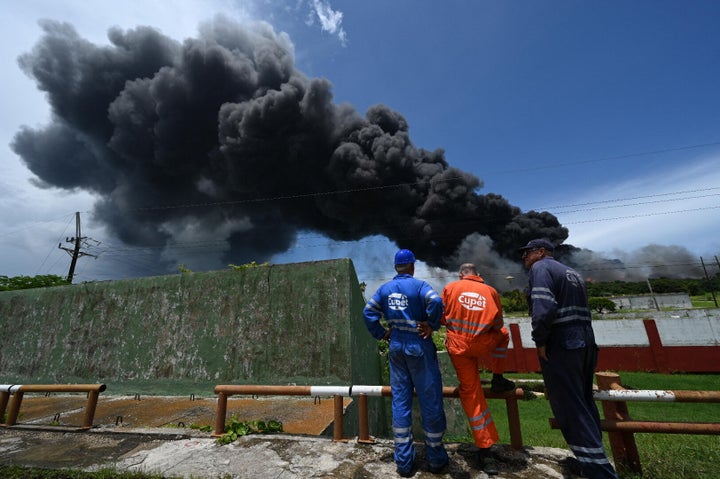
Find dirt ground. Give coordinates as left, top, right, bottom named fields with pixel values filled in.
left=4, top=393, right=346, bottom=434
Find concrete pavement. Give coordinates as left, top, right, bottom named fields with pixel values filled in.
left=0, top=394, right=584, bottom=478
left=0, top=426, right=584, bottom=478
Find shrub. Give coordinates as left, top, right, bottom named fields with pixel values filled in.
left=589, top=297, right=616, bottom=313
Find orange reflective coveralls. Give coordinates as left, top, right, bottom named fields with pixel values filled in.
left=441, top=274, right=509, bottom=448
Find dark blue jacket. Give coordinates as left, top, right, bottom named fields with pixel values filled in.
left=526, top=257, right=592, bottom=347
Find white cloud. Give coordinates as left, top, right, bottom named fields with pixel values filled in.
left=558, top=154, right=720, bottom=257
left=311, top=0, right=347, bottom=45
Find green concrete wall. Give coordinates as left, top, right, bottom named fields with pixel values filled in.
left=0, top=259, right=382, bottom=402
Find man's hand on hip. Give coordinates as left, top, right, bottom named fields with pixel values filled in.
left=417, top=321, right=432, bottom=339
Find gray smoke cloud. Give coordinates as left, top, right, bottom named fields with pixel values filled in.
left=12, top=16, right=703, bottom=283
left=560, top=244, right=705, bottom=283
left=13, top=16, right=569, bottom=273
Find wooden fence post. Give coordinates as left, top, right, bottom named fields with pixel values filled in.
left=595, top=372, right=642, bottom=474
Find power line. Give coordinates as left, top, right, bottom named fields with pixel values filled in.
left=552, top=194, right=720, bottom=215
left=4, top=141, right=718, bottom=281
left=35, top=214, right=75, bottom=275
left=62, top=199, right=718, bottom=279
left=485, top=141, right=720, bottom=176
left=0, top=212, right=90, bottom=239
left=1, top=143, right=717, bottom=241
left=564, top=204, right=720, bottom=225
left=540, top=187, right=720, bottom=211
left=94, top=141, right=720, bottom=213
left=16, top=196, right=716, bottom=281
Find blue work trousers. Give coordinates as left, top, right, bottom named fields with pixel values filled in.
left=388, top=337, right=448, bottom=473
left=541, top=326, right=619, bottom=479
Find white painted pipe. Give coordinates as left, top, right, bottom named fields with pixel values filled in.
left=308, top=385, right=386, bottom=397
left=350, top=385, right=386, bottom=396
left=309, top=386, right=350, bottom=396
left=593, top=389, right=677, bottom=402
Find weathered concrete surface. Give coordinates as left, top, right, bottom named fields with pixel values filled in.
left=0, top=395, right=586, bottom=478
left=0, top=259, right=377, bottom=388
left=0, top=428, right=584, bottom=479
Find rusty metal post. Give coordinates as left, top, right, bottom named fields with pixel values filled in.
left=357, top=394, right=375, bottom=444
left=600, top=420, right=720, bottom=434
left=596, top=371, right=642, bottom=474
left=669, top=390, right=720, bottom=403
left=82, top=390, right=101, bottom=429
left=210, top=383, right=526, bottom=447
left=215, top=385, right=313, bottom=396
left=0, top=391, right=10, bottom=425
left=333, top=394, right=345, bottom=442
left=214, top=391, right=228, bottom=436
left=505, top=389, right=524, bottom=449
left=4, top=391, right=24, bottom=426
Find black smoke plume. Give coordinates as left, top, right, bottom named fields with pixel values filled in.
left=13, top=16, right=568, bottom=274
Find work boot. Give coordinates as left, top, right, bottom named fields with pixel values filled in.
left=428, top=459, right=448, bottom=474
left=477, top=448, right=499, bottom=476
left=396, top=467, right=415, bottom=477
left=491, top=376, right=516, bottom=394
left=396, top=462, right=417, bottom=477
left=559, top=456, right=583, bottom=476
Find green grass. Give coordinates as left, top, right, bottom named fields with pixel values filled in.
left=0, top=467, right=179, bottom=479
left=484, top=372, right=720, bottom=479
left=690, top=294, right=719, bottom=308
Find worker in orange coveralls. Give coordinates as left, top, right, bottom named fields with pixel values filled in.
left=441, top=263, right=515, bottom=475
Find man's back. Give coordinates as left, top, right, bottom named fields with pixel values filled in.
left=364, top=273, right=443, bottom=339
left=442, top=275, right=502, bottom=336
left=529, top=257, right=590, bottom=325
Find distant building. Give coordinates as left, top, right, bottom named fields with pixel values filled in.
left=610, top=293, right=692, bottom=310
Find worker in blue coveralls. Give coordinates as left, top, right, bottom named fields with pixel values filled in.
left=363, top=249, right=449, bottom=477
left=520, top=238, right=619, bottom=479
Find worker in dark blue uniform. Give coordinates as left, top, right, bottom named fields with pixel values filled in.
left=363, top=249, right=449, bottom=477
left=520, top=238, right=619, bottom=479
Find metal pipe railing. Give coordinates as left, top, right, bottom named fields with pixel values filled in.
left=549, top=372, right=720, bottom=475
left=593, top=387, right=720, bottom=403
left=0, top=384, right=107, bottom=429
left=601, top=419, right=720, bottom=434
left=213, top=384, right=525, bottom=449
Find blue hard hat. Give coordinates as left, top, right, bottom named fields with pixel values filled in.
left=394, top=249, right=416, bottom=265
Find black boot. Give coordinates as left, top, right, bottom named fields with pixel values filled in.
left=491, top=375, right=516, bottom=394
left=477, top=447, right=499, bottom=475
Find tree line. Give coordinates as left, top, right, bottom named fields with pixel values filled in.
left=585, top=276, right=720, bottom=297
left=500, top=275, right=720, bottom=313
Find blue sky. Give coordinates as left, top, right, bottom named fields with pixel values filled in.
left=1, top=0, right=719, bottom=291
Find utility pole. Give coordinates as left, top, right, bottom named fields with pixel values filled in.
left=700, top=257, right=719, bottom=308
left=58, top=212, right=97, bottom=283
left=646, top=278, right=660, bottom=311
